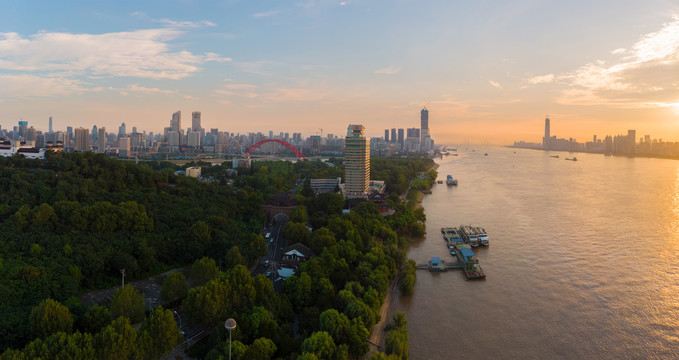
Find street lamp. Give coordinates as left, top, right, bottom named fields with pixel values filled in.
left=224, top=318, right=237, bottom=360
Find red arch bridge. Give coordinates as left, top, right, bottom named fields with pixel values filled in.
left=244, top=139, right=307, bottom=160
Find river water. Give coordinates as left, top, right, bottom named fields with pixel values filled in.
left=394, top=146, right=679, bottom=359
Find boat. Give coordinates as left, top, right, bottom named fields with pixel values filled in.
left=565, top=157, right=578, bottom=161
left=452, top=154, right=459, bottom=156
left=448, top=246, right=456, bottom=256
left=476, top=227, right=489, bottom=246
left=550, top=155, right=559, bottom=158
left=446, top=175, right=458, bottom=186
left=459, top=225, right=480, bottom=247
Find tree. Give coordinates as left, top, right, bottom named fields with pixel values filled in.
left=247, top=234, right=267, bottom=262
left=189, top=220, right=211, bottom=245
left=225, top=246, right=248, bottom=270
left=81, top=304, right=112, bottom=334
left=301, top=331, right=337, bottom=360
left=110, top=286, right=145, bottom=324
left=290, top=206, right=309, bottom=224
left=160, top=272, right=188, bottom=306
left=318, top=309, right=350, bottom=344
left=399, top=260, right=416, bottom=296
left=29, top=298, right=74, bottom=338
left=190, top=256, right=219, bottom=287
left=140, top=307, right=182, bottom=359
left=95, top=317, right=142, bottom=360
left=246, top=337, right=277, bottom=360
left=282, top=222, right=311, bottom=246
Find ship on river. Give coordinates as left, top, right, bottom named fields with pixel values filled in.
left=446, top=175, right=458, bottom=186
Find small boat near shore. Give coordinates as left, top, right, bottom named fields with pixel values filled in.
left=565, top=157, right=578, bottom=161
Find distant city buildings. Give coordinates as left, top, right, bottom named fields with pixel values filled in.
left=513, top=116, right=678, bottom=157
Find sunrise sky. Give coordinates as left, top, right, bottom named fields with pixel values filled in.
left=1, top=0, right=678, bottom=144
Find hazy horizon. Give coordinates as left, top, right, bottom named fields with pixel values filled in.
left=1, top=0, right=678, bottom=145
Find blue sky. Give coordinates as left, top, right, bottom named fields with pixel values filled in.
left=1, top=0, right=678, bottom=144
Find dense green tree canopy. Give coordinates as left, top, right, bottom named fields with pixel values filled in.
left=29, top=299, right=73, bottom=339
left=110, top=286, right=145, bottom=324
left=160, top=272, right=188, bottom=306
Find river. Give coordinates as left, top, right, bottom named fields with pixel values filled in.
left=393, top=146, right=679, bottom=359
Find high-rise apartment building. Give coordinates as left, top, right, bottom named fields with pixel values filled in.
left=344, top=124, right=370, bottom=198
left=74, top=127, right=89, bottom=151
left=384, top=129, right=389, bottom=142
left=98, top=127, right=106, bottom=153
left=391, top=129, right=397, bottom=144
left=119, top=136, right=130, bottom=157
left=397, top=128, right=404, bottom=147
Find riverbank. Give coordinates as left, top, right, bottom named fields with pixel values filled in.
left=363, top=273, right=399, bottom=359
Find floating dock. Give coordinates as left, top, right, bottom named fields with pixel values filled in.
left=416, top=255, right=484, bottom=279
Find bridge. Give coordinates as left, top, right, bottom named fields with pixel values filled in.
left=244, top=139, right=307, bottom=160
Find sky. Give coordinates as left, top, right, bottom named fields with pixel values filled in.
left=1, top=0, right=678, bottom=144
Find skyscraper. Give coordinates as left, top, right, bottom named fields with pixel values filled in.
left=397, top=128, right=404, bottom=148
left=74, top=127, right=89, bottom=151
left=420, top=107, right=431, bottom=151
left=384, top=129, right=389, bottom=142
left=192, top=111, right=202, bottom=132
left=118, top=123, right=126, bottom=138
left=170, top=111, right=182, bottom=146
left=391, top=128, right=396, bottom=144
left=628, top=129, right=636, bottom=155
left=98, top=127, right=106, bottom=153
left=170, top=111, right=181, bottom=132
left=421, top=107, right=429, bottom=129
left=344, top=124, right=370, bottom=198
left=543, top=116, right=551, bottom=150
left=48, top=116, right=53, bottom=133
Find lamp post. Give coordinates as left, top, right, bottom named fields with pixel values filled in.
left=224, top=318, right=237, bottom=360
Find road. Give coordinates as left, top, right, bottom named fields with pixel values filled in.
left=252, top=212, right=289, bottom=291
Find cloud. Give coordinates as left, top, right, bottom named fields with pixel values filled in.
left=526, top=74, right=555, bottom=84
left=375, top=66, right=399, bottom=75
left=132, top=12, right=216, bottom=28
left=109, top=84, right=194, bottom=99
left=489, top=80, right=502, bottom=89
left=536, top=16, right=679, bottom=109
left=339, top=1, right=349, bottom=5
left=0, top=74, right=87, bottom=99
left=0, top=29, right=229, bottom=80
left=214, top=82, right=328, bottom=102
left=252, top=11, right=280, bottom=18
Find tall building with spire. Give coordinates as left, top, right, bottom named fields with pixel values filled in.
left=543, top=116, right=551, bottom=150
left=344, top=124, right=370, bottom=198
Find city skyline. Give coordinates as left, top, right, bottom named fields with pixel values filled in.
left=1, top=1, right=678, bottom=144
